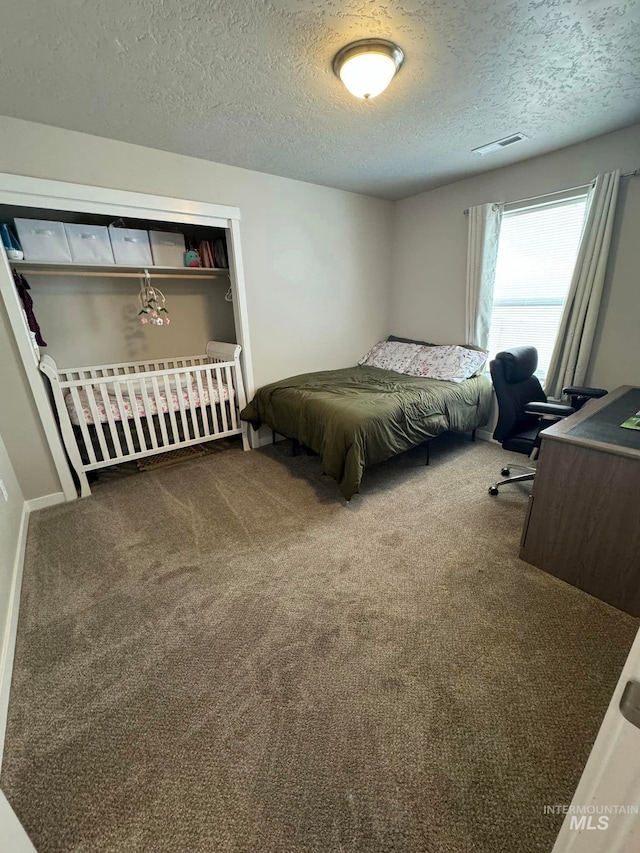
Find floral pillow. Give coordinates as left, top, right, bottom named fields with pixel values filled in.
left=406, top=345, right=487, bottom=383
left=358, top=340, right=422, bottom=373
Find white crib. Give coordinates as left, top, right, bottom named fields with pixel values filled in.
left=41, top=341, right=249, bottom=497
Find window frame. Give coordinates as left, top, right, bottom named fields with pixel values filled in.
left=487, top=189, right=590, bottom=381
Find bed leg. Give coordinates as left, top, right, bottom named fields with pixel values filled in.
left=272, top=429, right=276, bottom=445
left=471, top=429, right=477, bottom=442
left=292, top=438, right=299, bottom=457
left=425, top=441, right=430, bottom=466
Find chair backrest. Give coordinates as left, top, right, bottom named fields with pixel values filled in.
left=490, top=347, right=547, bottom=443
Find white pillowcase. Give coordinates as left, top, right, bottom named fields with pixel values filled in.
left=405, top=345, right=487, bottom=383
left=358, top=340, right=422, bottom=373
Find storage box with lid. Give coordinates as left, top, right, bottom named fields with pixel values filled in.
left=64, top=224, right=114, bottom=264
left=14, top=219, right=72, bottom=262
left=108, top=226, right=152, bottom=265
left=149, top=231, right=186, bottom=267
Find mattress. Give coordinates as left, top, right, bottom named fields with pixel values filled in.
left=65, top=378, right=234, bottom=426
left=241, top=365, right=492, bottom=499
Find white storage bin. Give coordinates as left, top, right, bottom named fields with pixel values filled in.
left=149, top=231, right=186, bottom=267
left=64, top=224, right=114, bottom=264
left=108, top=226, right=152, bottom=266
left=14, top=219, right=72, bottom=262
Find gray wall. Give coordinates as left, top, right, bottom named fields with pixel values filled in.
left=391, top=123, right=640, bottom=391
left=0, top=429, right=23, bottom=623
left=0, top=430, right=25, bottom=741
left=0, top=116, right=394, bottom=500
left=1, top=117, right=637, bottom=501
left=27, top=274, right=236, bottom=368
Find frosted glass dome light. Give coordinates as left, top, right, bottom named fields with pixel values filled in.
left=333, top=39, right=404, bottom=100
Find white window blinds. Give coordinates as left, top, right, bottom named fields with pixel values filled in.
left=488, top=195, right=588, bottom=381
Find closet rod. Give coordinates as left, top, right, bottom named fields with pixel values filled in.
left=13, top=269, right=225, bottom=280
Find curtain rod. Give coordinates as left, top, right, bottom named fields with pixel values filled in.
left=463, top=168, right=639, bottom=215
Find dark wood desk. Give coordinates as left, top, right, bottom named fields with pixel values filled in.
left=520, top=386, right=640, bottom=616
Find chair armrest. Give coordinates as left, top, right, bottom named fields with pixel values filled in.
left=562, top=385, right=607, bottom=400
left=525, top=401, right=575, bottom=418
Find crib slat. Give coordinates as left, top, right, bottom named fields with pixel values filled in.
left=112, top=381, right=135, bottom=455
left=174, top=373, right=191, bottom=442
left=205, top=368, right=221, bottom=435
left=158, top=374, right=180, bottom=446
left=184, top=371, right=201, bottom=440
left=215, top=367, right=229, bottom=433
left=68, top=386, right=97, bottom=465
left=138, top=380, right=159, bottom=449
left=126, top=379, right=148, bottom=452
left=151, top=376, right=171, bottom=447
left=194, top=369, right=211, bottom=435
left=224, top=365, right=237, bottom=430
left=85, top=384, right=110, bottom=462
left=49, top=351, right=244, bottom=494
left=97, top=382, right=124, bottom=460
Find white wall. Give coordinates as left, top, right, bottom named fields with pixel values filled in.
left=391, top=124, right=640, bottom=391
left=0, top=116, right=394, bottom=500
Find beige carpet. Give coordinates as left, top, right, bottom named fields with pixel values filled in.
left=2, top=434, right=636, bottom=853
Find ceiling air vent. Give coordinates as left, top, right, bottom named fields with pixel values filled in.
left=472, top=133, right=528, bottom=157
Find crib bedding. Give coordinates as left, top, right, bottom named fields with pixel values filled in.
left=241, top=365, right=492, bottom=500
left=64, top=378, right=234, bottom=426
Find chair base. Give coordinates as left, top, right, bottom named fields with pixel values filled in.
left=488, top=467, right=536, bottom=495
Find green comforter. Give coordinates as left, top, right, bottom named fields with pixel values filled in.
left=241, top=366, right=492, bottom=500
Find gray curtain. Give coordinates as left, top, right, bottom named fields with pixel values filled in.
left=545, top=170, right=620, bottom=399
left=465, top=203, right=503, bottom=350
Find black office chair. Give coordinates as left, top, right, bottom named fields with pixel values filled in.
left=488, top=347, right=606, bottom=495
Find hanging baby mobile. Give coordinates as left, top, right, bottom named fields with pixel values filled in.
left=138, top=271, right=170, bottom=326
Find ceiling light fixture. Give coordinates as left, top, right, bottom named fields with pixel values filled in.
left=333, top=38, right=404, bottom=100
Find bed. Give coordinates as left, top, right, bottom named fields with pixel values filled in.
left=41, top=341, right=249, bottom=497
left=241, top=363, right=492, bottom=500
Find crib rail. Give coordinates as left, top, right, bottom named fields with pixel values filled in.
left=41, top=342, right=248, bottom=497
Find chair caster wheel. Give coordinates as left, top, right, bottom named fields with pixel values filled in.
left=501, top=467, right=510, bottom=477
left=488, top=486, right=499, bottom=496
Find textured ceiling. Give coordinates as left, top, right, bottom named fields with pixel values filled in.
left=0, top=0, right=639, bottom=199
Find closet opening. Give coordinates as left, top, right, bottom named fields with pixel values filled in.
left=0, top=177, right=253, bottom=501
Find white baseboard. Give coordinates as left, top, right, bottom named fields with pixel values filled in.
left=0, top=503, right=30, bottom=770
left=26, top=491, right=66, bottom=512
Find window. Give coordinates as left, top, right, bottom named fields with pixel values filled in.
left=488, top=195, right=589, bottom=382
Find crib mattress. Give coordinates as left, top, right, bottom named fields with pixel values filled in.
left=65, top=379, right=234, bottom=426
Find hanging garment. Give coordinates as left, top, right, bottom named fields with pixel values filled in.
left=13, top=272, right=47, bottom=346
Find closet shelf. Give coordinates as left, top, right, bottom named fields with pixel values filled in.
left=10, top=260, right=230, bottom=280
